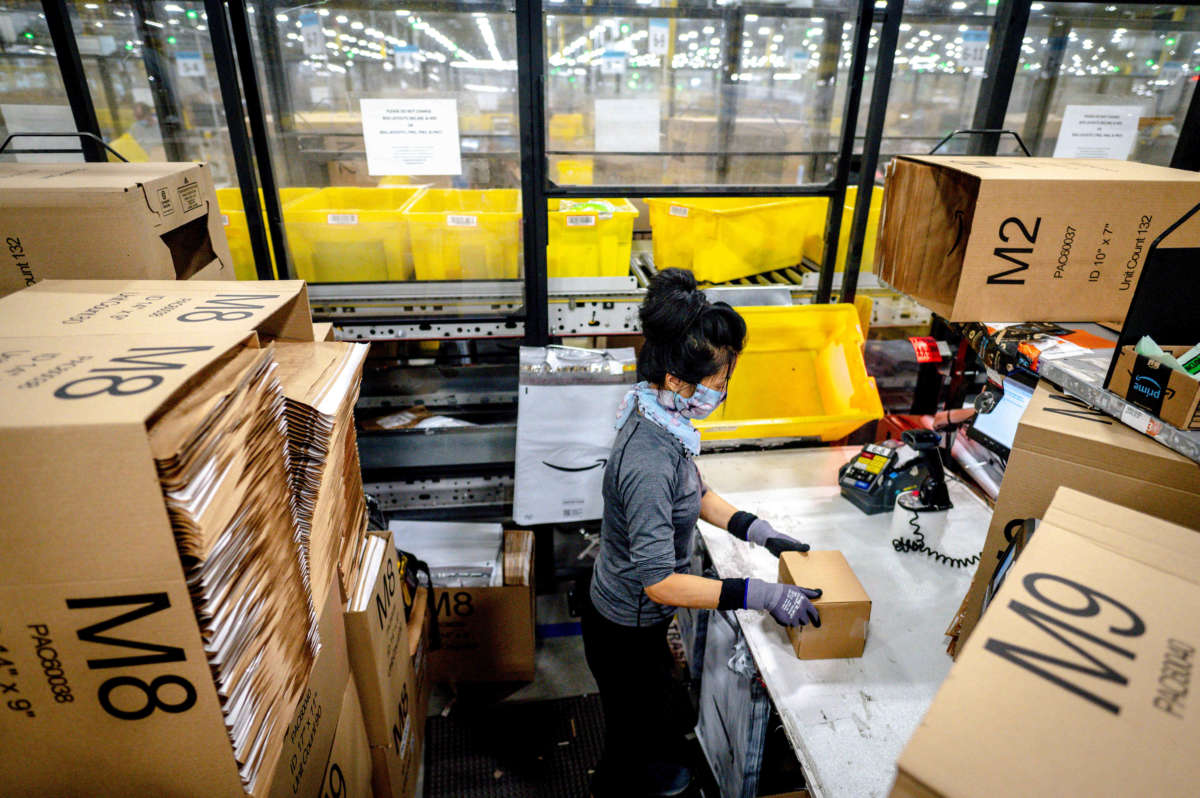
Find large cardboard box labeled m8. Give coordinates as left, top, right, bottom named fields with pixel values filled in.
left=892, top=490, right=1200, bottom=798
left=950, top=382, right=1200, bottom=652
left=0, top=331, right=297, bottom=797
left=875, top=156, right=1200, bottom=322
left=0, top=278, right=313, bottom=340
left=0, top=162, right=235, bottom=297
left=431, top=529, right=535, bottom=683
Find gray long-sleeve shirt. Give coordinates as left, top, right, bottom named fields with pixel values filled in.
left=590, top=411, right=706, bottom=627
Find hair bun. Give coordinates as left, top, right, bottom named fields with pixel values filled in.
left=640, top=268, right=707, bottom=341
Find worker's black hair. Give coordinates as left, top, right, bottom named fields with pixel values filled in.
left=637, top=268, right=746, bottom=386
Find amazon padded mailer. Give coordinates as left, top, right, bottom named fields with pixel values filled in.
left=513, top=346, right=636, bottom=525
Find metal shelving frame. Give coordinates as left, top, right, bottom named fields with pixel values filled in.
left=34, top=0, right=1200, bottom=336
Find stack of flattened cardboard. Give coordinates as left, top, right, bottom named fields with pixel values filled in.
left=273, top=341, right=370, bottom=610
left=875, top=156, right=1200, bottom=322
left=892, top=488, right=1200, bottom=797
left=503, top=528, right=534, bottom=587
left=0, top=331, right=311, bottom=795
left=148, top=341, right=318, bottom=791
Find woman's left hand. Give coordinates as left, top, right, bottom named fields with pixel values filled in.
left=747, top=519, right=811, bottom=557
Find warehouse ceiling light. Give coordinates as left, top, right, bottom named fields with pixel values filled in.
left=476, top=15, right=503, bottom=62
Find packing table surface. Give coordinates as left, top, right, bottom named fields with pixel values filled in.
left=695, top=446, right=992, bottom=798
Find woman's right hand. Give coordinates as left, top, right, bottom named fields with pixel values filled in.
left=745, top=579, right=822, bottom=627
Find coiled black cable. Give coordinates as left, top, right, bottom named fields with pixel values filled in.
left=892, top=510, right=981, bottom=569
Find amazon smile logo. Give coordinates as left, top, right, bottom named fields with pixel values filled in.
left=542, top=459, right=607, bottom=473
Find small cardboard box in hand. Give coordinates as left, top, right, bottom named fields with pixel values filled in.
left=778, top=550, right=871, bottom=659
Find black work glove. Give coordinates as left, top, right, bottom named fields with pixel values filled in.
left=747, top=518, right=811, bottom=557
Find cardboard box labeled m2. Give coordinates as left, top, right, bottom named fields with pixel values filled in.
left=950, top=382, right=1200, bottom=652
left=892, top=490, right=1200, bottom=798
left=0, top=331, right=284, bottom=797
left=778, top=550, right=871, bottom=659
left=431, top=530, right=535, bottom=683
left=0, top=162, right=235, bottom=296
left=875, top=156, right=1200, bottom=322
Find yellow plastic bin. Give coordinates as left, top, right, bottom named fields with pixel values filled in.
left=488, top=113, right=517, bottom=135
left=645, top=197, right=812, bottom=283
left=217, top=187, right=317, bottom=280
left=693, top=304, right=883, bottom=442
left=548, top=113, right=586, bottom=142
left=553, top=158, right=594, bottom=185
left=547, top=199, right=638, bottom=278
left=404, top=189, right=522, bottom=280
left=284, top=186, right=423, bottom=282
left=801, top=186, right=884, bottom=271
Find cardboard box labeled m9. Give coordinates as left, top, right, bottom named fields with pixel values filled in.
left=0, top=162, right=235, bottom=297
left=779, top=550, right=871, bottom=659
left=892, top=489, right=1200, bottom=798
left=875, top=156, right=1200, bottom=322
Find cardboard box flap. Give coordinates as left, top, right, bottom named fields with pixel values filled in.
left=897, top=523, right=1200, bottom=797
left=0, top=162, right=209, bottom=193
left=1015, top=383, right=1200, bottom=491
left=0, top=279, right=313, bottom=340
left=779, top=550, right=870, bottom=606
left=896, top=155, right=1200, bottom=183
left=1042, top=487, right=1200, bottom=583
left=0, top=331, right=258, bottom=429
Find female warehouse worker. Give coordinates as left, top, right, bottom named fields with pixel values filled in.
left=582, top=269, right=822, bottom=798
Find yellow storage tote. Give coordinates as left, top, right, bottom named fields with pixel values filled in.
left=801, top=186, right=884, bottom=271
left=217, top=186, right=317, bottom=280
left=693, top=304, right=883, bottom=442
left=547, top=199, right=638, bottom=278
left=645, top=198, right=812, bottom=283
left=404, top=189, right=522, bottom=280
left=554, top=158, right=594, bottom=185
left=284, top=186, right=422, bottom=282
left=548, top=113, right=586, bottom=142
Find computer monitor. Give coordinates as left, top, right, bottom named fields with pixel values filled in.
left=967, top=377, right=1035, bottom=460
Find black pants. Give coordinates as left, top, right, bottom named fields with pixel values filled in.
left=581, top=590, right=685, bottom=795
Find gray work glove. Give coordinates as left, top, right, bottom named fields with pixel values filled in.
left=747, top=519, right=811, bottom=557
left=744, top=578, right=822, bottom=627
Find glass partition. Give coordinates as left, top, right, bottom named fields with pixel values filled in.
left=0, top=3, right=79, bottom=162
left=1005, top=2, right=1198, bottom=164
left=248, top=1, right=524, bottom=285
left=544, top=1, right=869, bottom=186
